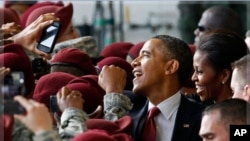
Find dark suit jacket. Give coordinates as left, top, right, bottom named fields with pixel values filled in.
left=130, top=95, right=205, bottom=141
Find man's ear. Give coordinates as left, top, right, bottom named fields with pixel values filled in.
left=243, top=84, right=250, bottom=102
left=165, top=59, right=179, bottom=75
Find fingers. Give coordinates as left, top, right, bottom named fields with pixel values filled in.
left=32, top=13, right=59, bottom=25
left=71, top=90, right=82, bottom=97
left=98, top=65, right=126, bottom=93
left=59, top=87, right=82, bottom=100
left=61, top=87, right=70, bottom=99
left=0, top=67, right=10, bottom=80
left=28, top=99, right=42, bottom=107
left=33, top=20, right=54, bottom=43
left=57, top=89, right=62, bottom=100
left=32, top=13, right=60, bottom=43
left=13, top=96, right=28, bottom=120
left=102, top=65, right=126, bottom=72
left=13, top=96, right=53, bottom=133
left=57, top=87, right=83, bottom=111
left=14, top=95, right=32, bottom=110
left=14, top=96, right=45, bottom=110
left=34, top=13, right=59, bottom=32
left=1, top=22, right=22, bottom=35
left=99, top=65, right=127, bottom=80
left=67, top=90, right=83, bottom=102
left=13, top=96, right=45, bottom=121
left=34, top=49, right=51, bottom=60
left=14, top=113, right=24, bottom=121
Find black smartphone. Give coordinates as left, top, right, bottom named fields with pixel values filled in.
left=32, top=57, right=45, bottom=73
left=32, top=57, right=50, bottom=79
left=50, top=95, right=60, bottom=113
left=1, top=71, right=26, bottom=115
left=37, top=21, right=61, bottom=53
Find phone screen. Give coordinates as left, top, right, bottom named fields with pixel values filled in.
left=40, top=25, right=58, bottom=48
left=37, top=22, right=61, bottom=53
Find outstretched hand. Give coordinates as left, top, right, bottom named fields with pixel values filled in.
left=14, top=96, right=53, bottom=135
left=1, top=22, right=22, bottom=39
left=10, top=13, right=60, bottom=60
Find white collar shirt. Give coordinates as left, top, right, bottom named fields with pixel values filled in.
left=148, top=91, right=181, bottom=141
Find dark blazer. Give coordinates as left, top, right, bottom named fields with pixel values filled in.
left=130, top=95, right=205, bottom=141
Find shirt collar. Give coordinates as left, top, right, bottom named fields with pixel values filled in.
left=148, top=91, right=181, bottom=120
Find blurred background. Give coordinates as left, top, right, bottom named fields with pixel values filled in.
left=2, top=0, right=250, bottom=49
left=50, top=1, right=180, bottom=45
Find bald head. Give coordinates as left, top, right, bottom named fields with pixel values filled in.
left=206, top=6, right=243, bottom=35
left=194, top=6, right=244, bottom=46
left=199, top=99, right=250, bottom=141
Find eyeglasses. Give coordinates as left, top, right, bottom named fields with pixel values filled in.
left=197, top=25, right=210, bottom=32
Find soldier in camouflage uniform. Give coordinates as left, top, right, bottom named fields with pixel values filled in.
left=52, top=36, right=99, bottom=59
left=11, top=86, right=133, bottom=141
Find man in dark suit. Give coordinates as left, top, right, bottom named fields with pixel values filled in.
left=99, top=35, right=205, bottom=141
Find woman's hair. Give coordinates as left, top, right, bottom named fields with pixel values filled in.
left=197, top=29, right=248, bottom=73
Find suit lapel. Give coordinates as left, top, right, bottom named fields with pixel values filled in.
left=171, top=95, right=203, bottom=141
left=171, top=95, right=193, bottom=141
left=131, top=100, right=149, bottom=141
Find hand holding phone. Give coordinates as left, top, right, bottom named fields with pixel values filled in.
left=13, top=96, right=53, bottom=134
left=37, top=21, right=61, bottom=53
left=56, top=87, right=83, bottom=112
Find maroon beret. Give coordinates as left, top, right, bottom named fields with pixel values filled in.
left=24, top=2, right=72, bottom=37
left=72, top=130, right=116, bottom=141
left=0, top=43, right=35, bottom=97
left=50, top=48, right=97, bottom=75
left=33, top=72, right=76, bottom=109
left=101, top=42, right=134, bottom=59
left=127, top=41, right=145, bottom=60
left=20, top=1, right=63, bottom=28
left=73, top=116, right=133, bottom=141
left=0, top=8, right=21, bottom=25
left=97, top=56, right=134, bottom=90
left=188, top=44, right=196, bottom=55
left=3, top=115, right=14, bottom=141
left=86, top=116, right=133, bottom=135
left=72, top=129, right=133, bottom=141
left=66, top=75, right=105, bottom=115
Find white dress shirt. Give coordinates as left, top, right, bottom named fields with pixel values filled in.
left=148, top=91, right=181, bottom=141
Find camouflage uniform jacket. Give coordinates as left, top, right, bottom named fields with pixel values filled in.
left=104, top=93, right=133, bottom=121
left=12, top=107, right=88, bottom=141
left=12, top=94, right=132, bottom=141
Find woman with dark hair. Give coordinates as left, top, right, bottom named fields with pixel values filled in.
left=191, top=30, right=248, bottom=103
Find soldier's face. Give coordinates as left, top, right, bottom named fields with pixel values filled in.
left=57, top=22, right=80, bottom=43
left=199, top=110, right=229, bottom=141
